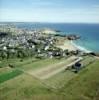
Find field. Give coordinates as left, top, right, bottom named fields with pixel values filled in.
left=0, top=55, right=99, bottom=100
left=0, top=69, right=23, bottom=84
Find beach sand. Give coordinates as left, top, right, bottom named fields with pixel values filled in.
left=57, top=40, right=77, bottom=51
left=57, top=40, right=92, bottom=53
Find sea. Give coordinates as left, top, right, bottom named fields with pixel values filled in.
left=1, top=22, right=99, bottom=53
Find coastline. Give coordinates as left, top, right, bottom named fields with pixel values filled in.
left=71, top=40, right=92, bottom=53
left=56, top=40, right=77, bottom=51
left=57, top=39, right=92, bottom=53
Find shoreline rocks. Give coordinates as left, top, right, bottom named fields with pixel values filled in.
left=67, top=34, right=80, bottom=40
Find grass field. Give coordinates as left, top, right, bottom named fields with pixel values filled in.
left=28, top=56, right=78, bottom=79
left=0, top=69, right=23, bottom=84
left=60, top=59, right=99, bottom=100
left=43, top=56, right=96, bottom=89
left=0, top=55, right=99, bottom=100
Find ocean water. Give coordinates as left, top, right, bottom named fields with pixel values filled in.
left=1, top=22, right=99, bottom=53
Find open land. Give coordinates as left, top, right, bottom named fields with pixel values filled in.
left=0, top=55, right=99, bottom=100
left=0, top=25, right=99, bottom=100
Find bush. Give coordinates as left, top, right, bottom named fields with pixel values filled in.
left=8, top=64, right=15, bottom=68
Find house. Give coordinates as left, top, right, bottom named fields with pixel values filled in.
left=3, top=46, right=7, bottom=50
left=44, top=45, right=49, bottom=50
left=73, top=62, right=82, bottom=73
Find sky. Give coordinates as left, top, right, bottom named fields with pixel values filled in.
left=0, top=0, right=99, bottom=23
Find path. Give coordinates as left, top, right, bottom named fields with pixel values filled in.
left=28, top=56, right=83, bottom=79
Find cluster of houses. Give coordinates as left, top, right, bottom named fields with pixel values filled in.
left=0, top=24, right=93, bottom=73
left=0, top=25, right=69, bottom=59
left=0, top=24, right=90, bottom=60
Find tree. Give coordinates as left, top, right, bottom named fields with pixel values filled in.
left=1, top=51, right=7, bottom=59
left=17, top=50, right=24, bottom=58
left=64, top=49, right=69, bottom=55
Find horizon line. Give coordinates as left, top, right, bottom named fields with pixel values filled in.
left=0, top=21, right=99, bottom=24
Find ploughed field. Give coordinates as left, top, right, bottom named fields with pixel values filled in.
left=0, top=55, right=99, bottom=100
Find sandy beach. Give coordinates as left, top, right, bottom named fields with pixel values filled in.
left=57, top=40, right=77, bottom=51
left=71, top=41, right=92, bottom=53
left=57, top=40, right=92, bottom=53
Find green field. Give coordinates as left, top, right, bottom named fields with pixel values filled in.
left=0, top=69, right=23, bottom=84
left=0, top=56, right=99, bottom=100
left=60, top=59, right=99, bottom=100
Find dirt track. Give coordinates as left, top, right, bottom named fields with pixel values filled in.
left=29, top=56, right=83, bottom=79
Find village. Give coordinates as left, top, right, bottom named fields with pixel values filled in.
left=0, top=24, right=82, bottom=60
left=0, top=24, right=95, bottom=74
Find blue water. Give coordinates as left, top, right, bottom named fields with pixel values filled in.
left=1, top=22, right=99, bottom=53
